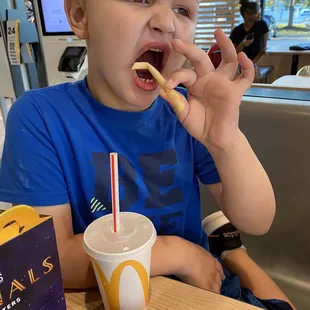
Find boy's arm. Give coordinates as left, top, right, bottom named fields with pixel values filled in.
left=34, top=204, right=224, bottom=290
left=34, top=204, right=97, bottom=289
left=162, top=33, right=275, bottom=237
left=207, top=131, right=275, bottom=235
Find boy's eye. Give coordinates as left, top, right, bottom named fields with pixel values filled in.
left=133, top=0, right=150, bottom=3
left=174, top=7, right=190, bottom=17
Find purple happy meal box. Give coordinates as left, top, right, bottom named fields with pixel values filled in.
left=0, top=206, right=66, bottom=310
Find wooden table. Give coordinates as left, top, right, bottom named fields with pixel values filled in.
left=266, top=39, right=310, bottom=75
left=65, top=276, right=259, bottom=310
left=272, top=75, right=310, bottom=88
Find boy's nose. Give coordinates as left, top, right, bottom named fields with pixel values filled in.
left=149, top=8, right=176, bottom=35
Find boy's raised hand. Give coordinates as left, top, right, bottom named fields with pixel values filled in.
left=160, top=29, right=255, bottom=151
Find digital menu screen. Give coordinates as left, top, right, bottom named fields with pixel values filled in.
left=37, top=0, right=73, bottom=35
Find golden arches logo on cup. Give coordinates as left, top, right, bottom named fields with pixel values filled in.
left=83, top=212, right=156, bottom=310
left=93, top=259, right=149, bottom=310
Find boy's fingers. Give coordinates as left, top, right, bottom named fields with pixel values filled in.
left=165, top=68, right=197, bottom=89
left=211, top=281, right=221, bottom=294
left=216, top=272, right=222, bottom=289
left=215, top=29, right=237, bottom=65
left=219, top=267, right=225, bottom=281
left=171, top=39, right=214, bottom=77
left=215, top=29, right=238, bottom=80
left=216, top=260, right=225, bottom=280
left=235, top=52, right=255, bottom=89
left=159, top=88, right=190, bottom=123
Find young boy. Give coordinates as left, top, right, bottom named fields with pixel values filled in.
left=0, top=0, right=294, bottom=309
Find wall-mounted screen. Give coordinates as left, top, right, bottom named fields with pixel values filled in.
left=37, top=0, right=73, bottom=36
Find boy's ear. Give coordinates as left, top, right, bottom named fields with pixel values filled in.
left=64, top=0, right=88, bottom=39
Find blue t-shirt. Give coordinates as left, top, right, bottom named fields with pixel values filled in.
left=0, top=79, right=220, bottom=246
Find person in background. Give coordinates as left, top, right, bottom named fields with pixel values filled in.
left=24, top=0, right=34, bottom=22
left=230, top=0, right=269, bottom=64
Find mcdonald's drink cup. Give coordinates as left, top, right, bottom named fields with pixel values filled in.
left=83, top=212, right=156, bottom=310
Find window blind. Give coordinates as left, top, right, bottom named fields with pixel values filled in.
left=195, top=0, right=241, bottom=49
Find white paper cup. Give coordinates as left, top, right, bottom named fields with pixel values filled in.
left=83, top=212, right=156, bottom=310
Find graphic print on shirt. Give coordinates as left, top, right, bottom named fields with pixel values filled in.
left=89, top=197, right=107, bottom=213
left=91, top=150, right=184, bottom=235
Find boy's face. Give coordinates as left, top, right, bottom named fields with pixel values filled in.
left=66, top=0, right=198, bottom=110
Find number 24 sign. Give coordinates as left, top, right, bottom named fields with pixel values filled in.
left=6, top=20, right=21, bottom=65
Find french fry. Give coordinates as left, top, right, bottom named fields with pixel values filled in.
left=132, top=62, right=185, bottom=112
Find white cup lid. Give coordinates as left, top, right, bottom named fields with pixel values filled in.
left=83, top=212, right=156, bottom=261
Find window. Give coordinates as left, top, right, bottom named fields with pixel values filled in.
left=264, top=0, right=310, bottom=39
left=195, top=0, right=242, bottom=49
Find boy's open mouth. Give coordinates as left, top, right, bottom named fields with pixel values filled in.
left=133, top=42, right=171, bottom=91
left=135, top=49, right=163, bottom=82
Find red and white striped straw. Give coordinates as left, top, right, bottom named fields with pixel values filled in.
left=110, top=152, right=120, bottom=233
